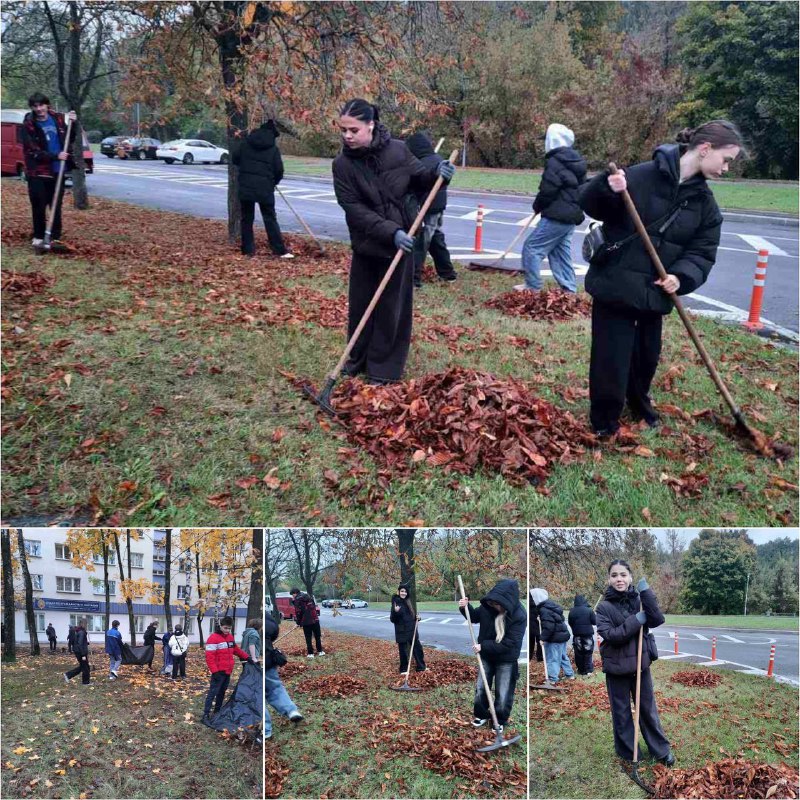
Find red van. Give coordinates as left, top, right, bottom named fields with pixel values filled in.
left=1, top=109, right=94, bottom=177
left=274, top=592, right=321, bottom=621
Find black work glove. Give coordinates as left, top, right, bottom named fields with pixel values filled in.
left=393, top=230, right=415, bottom=253
left=436, top=161, right=455, bottom=181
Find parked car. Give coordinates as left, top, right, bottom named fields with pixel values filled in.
left=343, top=598, right=369, bottom=609
left=322, top=599, right=344, bottom=608
left=115, top=137, right=162, bottom=160
left=156, top=139, right=229, bottom=165
left=1, top=109, right=93, bottom=177
left=100, top=135, right=129, bottom=158
left=275, top=592, right=322, bottom=619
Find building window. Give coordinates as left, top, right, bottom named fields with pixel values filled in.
left=177, top=586, right=190, bottom=600
left=24, top=540, right=42, bottom=558
left=179, top=558, right=193, bottom=574
left=153, top=566, right=165, bottom=576
left=55, top=544, right=73, bottom=560
left=129, top=552, right=144, bottom=569
left=183, top=618, right=193, bottom=635
left=70, top=614, right=105, bottom=633
left=24, top=613, right=46, bottom=633
left=91, top=580, right=116, bottom=596
left=133, top=616, right=146, bottom=634
left=92, top=552, right=117, bottom=566
left=56, top=576, right=80, bottom=593
left=31, top=574, right=44, bottom=591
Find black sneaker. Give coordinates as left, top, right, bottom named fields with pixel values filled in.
left=659, top=750, right=676, bottom=767
left=439, top=273, right=457, bottom=282
left=201, top=713, right=214, bottom=727
left=413, top=280, right=422, bottom=289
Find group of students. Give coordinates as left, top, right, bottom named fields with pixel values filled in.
left=531, top=561, right=675, bottom=767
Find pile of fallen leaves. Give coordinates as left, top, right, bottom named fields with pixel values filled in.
left=652, top=758, right=799, bottom=799
left=295, top=674, right=367, bottom=699
left=325, top=367, right=597, bottom=486
left=670, top=669, right=723, bottom=688
left=485, top=289, right=592, bottom=321
left=1, top=270, right=54, bottom=296
left=265, top=748, right=290, bottom=799
left=399, top=659, right=476, bottom=688
left=277, top=661, right=309, bottom=679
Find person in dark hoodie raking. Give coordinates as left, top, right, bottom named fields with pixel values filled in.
left=332, top=99, right=455, bottom=383
left=458, top=579, right=526, bottom=730
left=389, top=583, right=426, bottom=674
left=579, top=121, right=743, bottom=436
left=596, top=560, right=674, bottom=766
left=232, top=119, right=293, bottom=259
left=405, top=132, right=457, bottom=287
left=530, top=588, right=574, bottom=684
left=568, top=594, right=597, bottom=675
left=516, top=123, right=586, bottom=293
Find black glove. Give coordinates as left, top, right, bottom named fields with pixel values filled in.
left=393, top=230, right=415, bottom=253
left=436, top=161, right=455, bottom=181
left=635, top=611, right=647, bottom=624
left=637, top=578, right=649, bottom=592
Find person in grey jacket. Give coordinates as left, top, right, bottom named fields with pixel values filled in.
left=596, top=560, right=674, bottom=767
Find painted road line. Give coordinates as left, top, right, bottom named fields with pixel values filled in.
left=736, top=234, right=789, bottom=257
left=459, top=208, right=495, bottom=220
left=718, top=634, right=747, bottom=644
left=686, top=294, right=799, bottom=340
left=438, top=618, right=457, bottom=624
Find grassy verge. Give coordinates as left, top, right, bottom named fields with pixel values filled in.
left=664, top=615, right=799, bottom=631
left=0, top=648, right=261, bottom=799
left=269, top=629, right=527, bottom=799
left=368, top=601, right=464, bottom=613
left=1, top=181, right=796, bottom=526
left=530, top=657, right=799, bottom=798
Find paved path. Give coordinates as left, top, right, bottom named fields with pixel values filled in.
left=84, top=160, right=799, bottom=336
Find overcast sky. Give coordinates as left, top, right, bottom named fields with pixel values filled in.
left=650, top=528, right=798, bottom=546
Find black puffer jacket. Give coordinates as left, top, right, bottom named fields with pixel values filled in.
left=579, top=144, right=723, bottom=315
left=389, top=595, right=418, bottom=643
left=534, top=146, right=587, bottom=224
left=567, top=595, right=596, bottom=636
left=264, top=614, right=279, bottom=669
left=332, top=123, right=440, bottom=259
left=233, top=123, right=284, bottom=204
left=459, top=579, right=526, bottom=663
left=143, top=624, right=158, bottom=647
left=535, top=599, right=571, bottom=644
left=596, top=585, right=665, bottom=675
left=405, top=133, right=447, bottom=213
left=73, top=626, right=89, bottom=657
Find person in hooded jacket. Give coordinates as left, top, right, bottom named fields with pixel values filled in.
left=46, top=623, right=57, bottom=651
left=332, top=99, right=455, bottom=383
left=232, top=119, right=293, bottom=259
left=596, top=559, right=674, bottom=766
left=530, top=588, right=574, bottom=684
left=104, top=619, right=123, bottom=680
left=568, top=595, right=597, bottom=675
left=389, top=583, right=426, bottom=674
left=264, top=613, right=303, bottom=740
left=405, top=132, right=457, bottom=287
left=289, top=587, right=325, bottom=658
left=458, top=579, right=526, bottom=729
left=143, top=621, right=158, bottom=669
left=579, top=121, right=743, bottom=436
left=202, top=616, right=251, bottom=725
left=168, top=625, right=189, bottom=680
left=63, top=619, right=91, bottom=685
left=516, top=123, right=586, bottom=293
left=67, top=625, right=75, bottom=653
left=161, top=629, right=174, bottom=676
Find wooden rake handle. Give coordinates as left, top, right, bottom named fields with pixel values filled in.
left=46, top=116, right=74, bottom=236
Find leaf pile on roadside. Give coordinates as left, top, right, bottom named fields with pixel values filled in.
left=670, top=669, right=722, bottom=688
left=265, top=747, right=290, bottom=800
left=400, top=658, right=476, bottom=688
left=485, top=289, right=592, bottom=321
left=315, top=367, right=598, bottom=486
left=295, top=674, right=367, bottom=699
left=651, top=758, right=799, bottom=799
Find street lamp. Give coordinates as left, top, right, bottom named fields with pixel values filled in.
left=744, top=573, right=751, bottom=616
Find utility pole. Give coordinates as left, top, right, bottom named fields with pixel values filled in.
left=744, top=573, right=751, bottom=616
left=136, top=103, right=141, bottom=138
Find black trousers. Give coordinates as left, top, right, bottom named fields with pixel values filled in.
left=65, top=653, right=91, bottom=684
left=302, top=622, right=323, bottom=655
left=413, top=211, right=455, bottom=282
left=28, top=175, right=65, bottom=240
left=204, top=671, right=231, bottom=715
left=397, top=639, right=426, bottom=673
left=573, top=635, right=595, bottom=674
left=172, top=653, right=187, bottom=678
left=48, top=637, right=57, bottom=651
left=474, top=659, right=518, bottom=726
left=589, top=300, right=663, bottom=433
left=240, top=198, right=287, bottom=255
left=606, top=669, right=671, bottom=761
left=345, top=251, right=414, bottom=381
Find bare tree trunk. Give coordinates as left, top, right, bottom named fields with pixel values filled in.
left=2, top=531, right=16, bottom=662
left=113, top=533, right=136, bottom=645
left=103, top=543, right=110, bottom=632
left=163, top=529, right=172, bottom=631
left=396, top=530, right=417, bottom=610
left=16, top=531, right=40, bottom=656
left=246, top=529, right=263, bottom=624
left=67, top=3, right=88, bottom=208
left=194, top=550, right=205, bottom=647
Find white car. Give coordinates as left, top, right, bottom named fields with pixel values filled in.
left=344, top=598, right=368, bottom=609
left=156, top=139, right=229, bottom=165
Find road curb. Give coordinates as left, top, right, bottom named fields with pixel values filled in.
left=663, top=624, right=798, bottom=634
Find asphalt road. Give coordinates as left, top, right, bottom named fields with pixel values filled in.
left=83, top=159, right=799, bottom=335
left=319, top=608, right=529, bottom=663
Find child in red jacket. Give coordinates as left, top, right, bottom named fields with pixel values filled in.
left=202, top=616, right=250, bottom=725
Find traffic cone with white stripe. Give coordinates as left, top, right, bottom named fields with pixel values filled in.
left=745, top=249, right=769, bottom=330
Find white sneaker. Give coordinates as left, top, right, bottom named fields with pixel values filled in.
left=280, top=253, right=295, bottom=259
left=317, top=651, right=326, bottom=656
left=306, top=653, right=315, bottom=659
left=32, top=238, right=44, bottom=248
left=63, top=673, right=70, bottom=683
left=472, top=717, right=487, bottom=727
left=288, top=710, right=304, bottom=722
left=513, top=283, right=535, bottom=292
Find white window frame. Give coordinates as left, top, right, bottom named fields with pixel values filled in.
left=55, top=543, right=73, bottom=560
left=133, top=616, right=146, bottom=634
left=177, top=586, right=190, bottom=600
left=31, top=574, right=44, bottom=591
left=129, top=552, right=144, bottom=569
left=91, top=580, right=116, bottom=596
left=56, top=576, right=80, bottom=593
left=92, top=552, right=117, bottom=566
left=69, top=614, right=105, bottom=633
left=24, top=613, right=46, bottom=633
left=24, top=540, right=42, bottom=558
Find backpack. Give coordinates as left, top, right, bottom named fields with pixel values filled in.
left=170, top=635, right=186, bottom=657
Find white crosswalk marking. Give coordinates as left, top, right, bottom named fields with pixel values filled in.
left=718, top=634, right=747, bottom=643
left=689, top=633, right=710, bottom=640
left=736, top=234, right=789, bottom=257
left=459, top=208, right=495, bottom=220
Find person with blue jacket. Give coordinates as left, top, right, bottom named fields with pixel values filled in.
left=531, top=588, right=574, bottom=684
left=458, top=579, right=526, bottom=730
left=104, top=620, right=123, bottom=680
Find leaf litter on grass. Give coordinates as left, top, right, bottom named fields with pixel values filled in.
left=485, top=288, right=592, bottom=321
left=671, top=669, right=723, bottom=688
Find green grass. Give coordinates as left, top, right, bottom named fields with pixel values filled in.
left=708, top=181, right=799, bottom=215
left=530, top=658, right=799, bottom=798
left=0, top=648, right=261, bottom=799
left=2, top=183, right=797, bottom=526
left=664, top=615, right=799, bottom=631
left=270, top=629, right=527, bottom=798
left=369, top=601, right=466, bottom=613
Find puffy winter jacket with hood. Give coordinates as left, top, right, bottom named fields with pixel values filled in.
left=596, top=584, right=665, bottom=675
left=264, top=614, right=280, bottom=670
left=530, top=588, right=570, bottom=644
left=567, top=595, right=597, bottom=636
left=405, top=133, right=447, bottom=213
left=459, top=579, right=526, bottom=663
left=293, top=593, right=319, bottom=627
left=579, top=143, right=723, bottom=315
left=169, top=631, right=189, bottom=657
left=205, top=625, right=250, bottom=675
left=333, top=123, right=441, bottom=260
left=73, top=626, right=89, bottom=657
left=389, top=590, right=418, bottom=644
left=533, top=124, right=586, bottom=224
left=232, top=121, right=285, bottom=204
